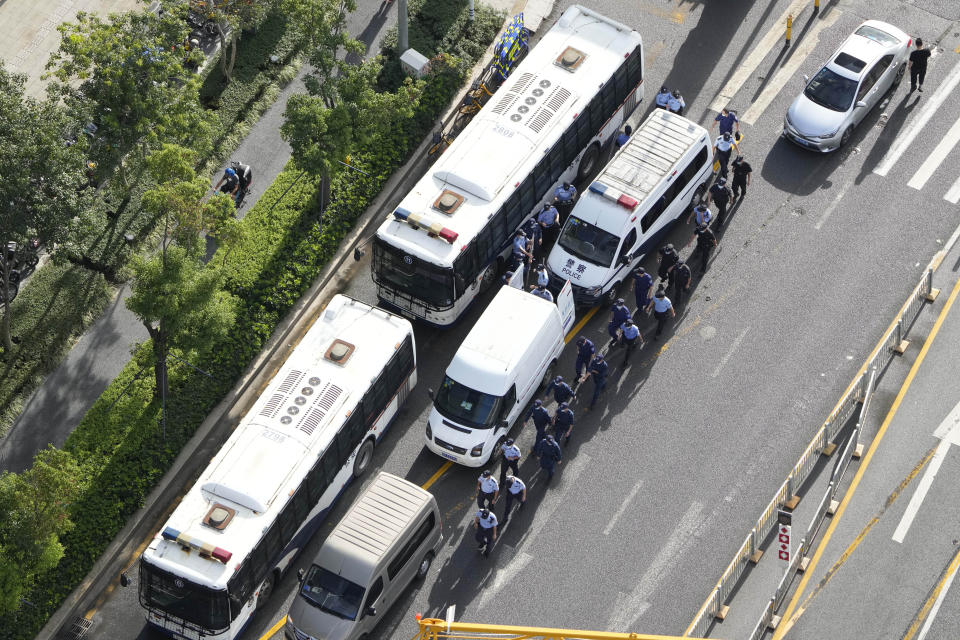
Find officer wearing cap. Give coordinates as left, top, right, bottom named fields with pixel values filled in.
left=554, top=181, right=578, bottom=222
left=501, top=270, right=515, bottom=287
left=672, top=258, right=692, bottom=306
left=534, top=433, right=563, bottom=483
left=532, top=262, right=549, bottom=288
left=616, top=125, right=633, bottom=149
left=608, top=297, right=631, bottom=346
left=574, top=336, right=595, bottom=380
left=523, top=217, right=542, bottom=260
left=501, top=475, right=527, bottom=525
left=632, top=266, right=654, bottom=317
left=646, top=286, right=676, bottom=339
left=655, top=86, right=671, bottom=109
left=731, top=155, right=753, bottom=200
left=544, top=375, right=575, bottom=406
left=657, top=243, right=679, bottom=286
left=476, top=470, right=499, bottom=509
left=692, top=222, right=717, bottom=275
left=474, top=508, right=498, bottom=557
left=667, top=90, right=685, bottom=115
left=713, top=131, right=739, bottom=178
left=687, top=203, right=712, bottom=228
left=707, top=177, right=733, bottom=227
left=524, top=398, right=551, bottom=445
left=537, top=202, right=561, bottom=246
left=583, top=353, right=609, bottom=409
left=553, top=402, right=575, bottom=444
left=619, top=318, right=644, bottom=363
left=512, top=229, right=532, bottom=271
left=499, top=438, right=522, bottom=485
left=531, top=283, right=554, bottom=302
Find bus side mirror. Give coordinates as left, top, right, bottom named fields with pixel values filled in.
left=427, top=388, right=435, bottom=401
left=297, top=568, right=305, bottom=583
left=120, top=572, right=131, bottom=587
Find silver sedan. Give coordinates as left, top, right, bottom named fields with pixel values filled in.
left=783, top=20, right=911, bottom=153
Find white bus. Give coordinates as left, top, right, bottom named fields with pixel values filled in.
left=372, top=5, right=643, bottom=326
left=137, top=295, right=416, bottom=640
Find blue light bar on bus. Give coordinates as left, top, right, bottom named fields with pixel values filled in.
left=161, top=526, right=233, bottom=564
left=588, top=182, right=638, bottom=210
left=393, top=208, right=459, bottom=243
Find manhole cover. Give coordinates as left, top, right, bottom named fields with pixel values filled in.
left=792, top=207, right=805, bottom=217
left=66, top=616, right=93, bottom=640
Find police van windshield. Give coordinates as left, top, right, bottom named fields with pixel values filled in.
left=300, top=565, right=365, bottom=621
left=557, top=216, right=621, bottom=267
left=804, top=67, right=857, bottom=112
left=433, top=375, right=502, bottom=429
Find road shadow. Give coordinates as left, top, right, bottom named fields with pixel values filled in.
left=855, top=87, right=920, bottom=184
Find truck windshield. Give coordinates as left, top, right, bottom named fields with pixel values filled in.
left=433, top=375, right=502, bottom=430
left=300, top=565, right=365, bottom=621
left=372, top=238, right=456, bottom=308
left=557, top=216, right=620, bottom=267
left=139, top=561, right=231, bottom=633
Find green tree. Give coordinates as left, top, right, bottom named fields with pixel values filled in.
left=196, top=0, right=277, bottom=82
left=0, top=65, right=89, bottom=352
left=0, top=447, right=84, bottom=614
left=45, top=1, right=211, bottom=187
left=126, top=145, right=240, bottom=403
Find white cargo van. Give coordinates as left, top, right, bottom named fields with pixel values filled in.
left=546, top=109, right=713, bottom=306
left=425, top=283, right=576, bottom=466
left=285, top=473, right=442, bottom=640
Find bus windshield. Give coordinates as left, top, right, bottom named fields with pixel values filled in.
left=139, top=562, right=231, bottom=632
left=433, top=375, right=502, bottom=429
left=300, top=565, right=365, bottom=620
left=372, top=238, right=455, bottom=308
left=557, top=216, right=621, bottom=267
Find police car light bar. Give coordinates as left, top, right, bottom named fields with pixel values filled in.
left=161, top=526, right=233, bottom=564
left=393, top=207, right=459, bottom=243
left=588, top=182, right=638, bottom=210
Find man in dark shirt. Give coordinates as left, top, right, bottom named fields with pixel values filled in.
left=731, top=155, right=753, bottom=200
left=909, top=38, right=931, bottom=93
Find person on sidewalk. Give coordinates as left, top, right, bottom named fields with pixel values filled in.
left=909, top=38, right=931, bottom=92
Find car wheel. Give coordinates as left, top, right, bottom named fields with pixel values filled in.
left=839, top=127, right=853, bottom=148
left=894, top=62, right=906, bottom=85
left=416, top=552, right=434, bottom=580
left=577, top=143, right=601, bottom=181
left=353, top=439, right=374, bottom=478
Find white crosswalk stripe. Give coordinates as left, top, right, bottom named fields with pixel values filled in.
left=944, top=175, right=960, bottom=205
left=907, top=114, right=960, bottom=191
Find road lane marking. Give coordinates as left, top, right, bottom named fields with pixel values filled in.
left=741, top=10, right=841, bottom=125
left=607, top=501, right=705, bottom=631
left=258, top=614, right=287, bottom=640
left=603, top=479, right=644, bottom=535
left=905, top=545, right=960, bottom=640
left=944, top=174, right=960, bottom=204
left=874, top=57, right=960, bottom=177
left=708, top=0, right=810, bottom=113
left=907, top=114, right=960, bottom=190
left=893, top=402, right=960, bottom=542
left=421, top=461, right=452, bottom=491
left=710, top=326, right=749, bottom=378
left=477, top=454, right=591, bottom=609
left=565, top=305, right=599, bottom=344
left=814, top=176, right=855, bottom=230
left=773, top=275, right=960, bottom=640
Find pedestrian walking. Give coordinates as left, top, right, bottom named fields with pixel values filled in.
left=710, top=108, right=741, bottom=136
left=474, top=508, right=498, bottom=557
left=672, top=259, right=692, bottom=306
left=713, top=132, right=738, bottom=178
left=616, top=125, right=633, bottom=149
left=500, top=475, right=527, bottom=525
left=909, top=38, right=931, bottom=92
left=632, top=266, right=654, bottom=316
left=531, top=283, right=554, bottom=302
left=511, top=229, right=532, bottom=272
left=583, top=353, right=609, bottom=408
left=687, top=203, right=712, bottom=228
left=707, top=177, right=732, bottom=226
left=476, top=470, right=499, bottom=509
left=667, top=90, right=685, bottom=115
left=554, top=181, right=578, bottom=223
left=657, top=243, right=679, bottom=286
left=532, top=262, right=550, bottom=288
left=645, top=286, right=676, bottom=339
left=534, top=434, right=562, bottom=483
left=524, top=398, right=552, bottom=446
left=499, top=438, right=521, bottom=485
left=607, top=297, right=631, bottom=345
left=553, top=402, right=575, bottom=443
left=544, top=375, right=575, bottom=405
left=691, top=223, right=717, bottom=274
left=731, top=155, right=752, bottom=199
left=619, top=319, right=644, bottom=364
left=537, top=202, right=561, bottom=247
left=655, top=86, right=671, bottom=109
left=574, top=336, right=596, bottom=379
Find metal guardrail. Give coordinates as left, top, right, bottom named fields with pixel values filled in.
left=685, top=268, right=935, bottom=638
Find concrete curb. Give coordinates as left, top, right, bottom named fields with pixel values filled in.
left=40, top=2, right=556, bottom=638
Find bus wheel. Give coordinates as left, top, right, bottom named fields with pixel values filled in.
left=257, top=571, right=278, bottom=609
left=576, top=143, right=601, bottom=181
left=353, top=439, right=374, bottom=478
left=479, top=260, right=499, bottom=293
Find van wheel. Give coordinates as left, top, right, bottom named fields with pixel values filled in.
left=602, top=283, right=620, bottom=307
left=479, top=260, right=500, bottom=294
left=416, top=551, right=434, bottom=580
left=256, top=571, right=278, bottom=609
left=353, top=439, right=374, bottom=478
left=577, top=143, right=601, bottom=181
left=540, top=360, right=556, bottom=390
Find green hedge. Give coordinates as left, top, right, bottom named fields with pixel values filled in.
left=0, top=6, right=503, bottom=637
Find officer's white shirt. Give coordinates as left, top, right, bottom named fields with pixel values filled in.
left=506, top=477, right=526, bottom=494
left=478, top=475, right=499, bottom=493
left=694, top=207, right=711, bottom=225
left=536, top=269, right=549, bottom=287
left=667, top=96, right=684, bottom=111
left=655, top=92, right=670, bottom=106
left=477, top=511, right=499, bottom=528
left=501, top=443, right=521, bottom=459
left=715, top=136, right=734, bottom=152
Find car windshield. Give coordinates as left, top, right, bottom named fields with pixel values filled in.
left=804, top=67, right=858, bottom=112
left=855, top=25, right=900, bottom=47
left=433, top=375, right=502, bottom=430
left=557, top=216, right=621, bottom=267
left=300, top=565, right=365, bottom=621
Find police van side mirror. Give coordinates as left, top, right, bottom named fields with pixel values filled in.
left=855, top=100, right=868, bottom=109
left=620, top=253, right=632, bottom=265
left=427, top=388, right=435, bottom=401
left=500, top=419, right=509, bottom=429
left=366, top=605, right=377, bottom=617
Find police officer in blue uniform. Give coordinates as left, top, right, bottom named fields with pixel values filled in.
left=474, top=508, right=498, bottom=557
left=532, top=262, right=549, bottom=288
left=554, top=181, right=577, bottom=223
left=713, top=132, right=738, bottom=178
left=499, top=438, right=522, bottom=485
left=574, top=336, right=595, bottom=379
left=534, top=434, right=563, bottom=484
left=531, top=284, right=554, bottom=302
left=657, top=243, right=679, bottom=286
left=632, top=266, right=654, bottom=317
left=476, top=470, right=499, bottom=509
left=615, top=125, right=633, bottom=149
left=512, top=229, right=532, bottom=272
left=608, top=298, right=631, bottom=346
left=619, top=318, right=644, bottom=363
left=524, top=217, right=543, bottom=260
left=667, top=90, right=685, bottom=115
left=553, top=402, right=574, bottom=444
left=544, top=375, right=575, bottom=405
left=672, top=258, right=692, bottom=306
left=583, top=353, right=609, bottom=409
left=501, top=475, right=526, bottom=525
left=537, top=202, right=561, bottom=246
left=524, top=398, right=551, bottom=446
left=687, top=203, right=712, bottom=228
left=655, top=86, right=671, bottom=109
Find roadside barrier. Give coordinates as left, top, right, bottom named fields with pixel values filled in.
left=684, top=265, right=939, bottom=638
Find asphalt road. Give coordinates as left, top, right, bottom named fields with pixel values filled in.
left=83, top=1, right=960, bottom=639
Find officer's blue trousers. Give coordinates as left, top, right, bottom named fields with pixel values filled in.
left=575, top=354, right=590, bottom=378
left=591, top=377, right=606, bottom=408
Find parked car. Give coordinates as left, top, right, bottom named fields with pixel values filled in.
left=783, top=20, right=910, bottom=152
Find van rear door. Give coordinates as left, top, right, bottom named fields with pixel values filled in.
left=557, top=280, right=576, bottom=335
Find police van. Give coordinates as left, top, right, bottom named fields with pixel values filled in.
left=546, top=109, right=713, bottom=305
left=425, top=283, right=576, bottom=466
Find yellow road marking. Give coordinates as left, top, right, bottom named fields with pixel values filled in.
left=565, top=305, right=599, bottom=344
left=259, top=614, right=288, bottom=640
left=774, top=275, right=960, bottom=639
left=422, top=461, right=453, bottom=491
left=903, top=545, right=960, bottom=640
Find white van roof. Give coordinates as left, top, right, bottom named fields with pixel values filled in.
left=446, top=287, right=557, bottom=396
left=317, top=473, right=434, bottom=586
left=592, top=110, right=708, bottom=207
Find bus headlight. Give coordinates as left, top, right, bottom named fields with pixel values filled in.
left=470, top=443, right=484, bottom=457
left=425, top=421, right=432, bottom=441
